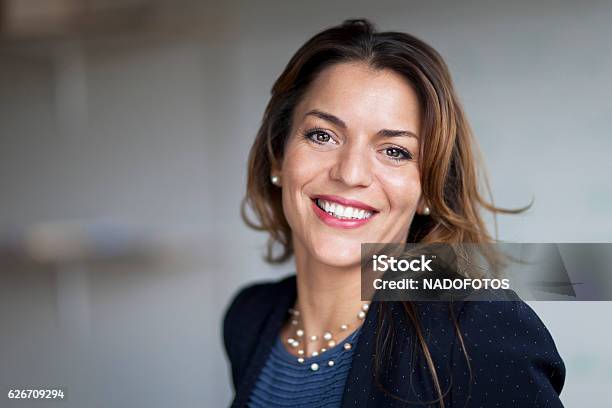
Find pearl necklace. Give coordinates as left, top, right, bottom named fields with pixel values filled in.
left=285, top=302, right=370, bottom=371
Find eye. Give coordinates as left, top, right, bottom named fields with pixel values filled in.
left=303, top=128, right=337, bottom=145
left=383, top=146, right=413, bottom=162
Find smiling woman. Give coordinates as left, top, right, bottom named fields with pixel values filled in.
left=279, top=62, right=425, bottom=263
left=223, top=19, right=566, bottom=408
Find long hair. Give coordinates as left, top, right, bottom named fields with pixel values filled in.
left=240, top=18, right=528, bottom=407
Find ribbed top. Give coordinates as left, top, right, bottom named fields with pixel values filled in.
left=247, top=325, right=362, bottom=407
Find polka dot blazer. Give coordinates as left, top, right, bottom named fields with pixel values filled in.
left=223, top=274, right=565, bottom=407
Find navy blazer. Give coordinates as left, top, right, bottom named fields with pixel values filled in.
left=222, top=274, right=566, bottom=407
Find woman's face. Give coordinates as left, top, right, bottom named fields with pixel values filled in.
left=277, top=61, right=425, bottom=267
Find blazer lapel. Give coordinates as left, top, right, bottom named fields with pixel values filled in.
left=340, top=300, right=379, bottom=408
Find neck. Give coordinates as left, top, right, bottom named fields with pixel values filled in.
left=291, top=239, right=368, bottom=346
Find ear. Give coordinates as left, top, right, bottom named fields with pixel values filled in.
left=271, top=154, right=285, bottom=176
left=271, top=164, right=282, bottom=179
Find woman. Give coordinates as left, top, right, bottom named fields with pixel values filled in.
left=223, top=19, right=566, bottom=407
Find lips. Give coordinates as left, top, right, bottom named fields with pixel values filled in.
left=310, top=194, right=379, bottom=213
left=310, top=198, right=377, bottom=229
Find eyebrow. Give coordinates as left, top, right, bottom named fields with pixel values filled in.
left=304, top=109, right=418, bottom=139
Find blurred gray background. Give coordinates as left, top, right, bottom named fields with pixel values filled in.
left=0, top=0, right=610, bottom=406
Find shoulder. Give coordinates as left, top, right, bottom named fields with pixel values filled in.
left=221, top=274, right=295, bottom=388
left=379, top=292, right=566, bottom=406
left=448, top=293, right=566, bottom=407
left=222, top=274, right=294, bottom=324
left=223, top=279, right=277, bottom=322
left=222, top=274, right=294, bottom=342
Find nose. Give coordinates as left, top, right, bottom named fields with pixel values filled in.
left=329, top=138, right=373, bottom=187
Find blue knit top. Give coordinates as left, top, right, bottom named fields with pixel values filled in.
left=247, top=325, right=362, bottom=407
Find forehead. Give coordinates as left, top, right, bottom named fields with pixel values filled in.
left=295, top=62, right=421, bottom=129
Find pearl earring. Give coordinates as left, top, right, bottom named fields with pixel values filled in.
left=423, top=206, right=431, bottom=216
left=271, top=175, right=280, bottom=186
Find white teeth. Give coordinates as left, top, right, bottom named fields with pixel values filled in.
left=316, top=199, right=374, bottom=220
left=344, top=207, right=353, bottom=218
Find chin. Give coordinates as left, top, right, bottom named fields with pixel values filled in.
left=311, top=241, right=362, bottom=268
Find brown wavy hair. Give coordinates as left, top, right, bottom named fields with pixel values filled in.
left=240, top=18, right=528, bottom=407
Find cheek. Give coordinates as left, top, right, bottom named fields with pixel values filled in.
left=382, top=168, right=422, bottom=211
left=282, top=140, right=328, bottom=189
left=280, top=145, right=321, bottom=219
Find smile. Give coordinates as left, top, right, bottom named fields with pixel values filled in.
left=315, top=198, right=374, bottom=220
left=310, top=197, right=379, bottom=229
